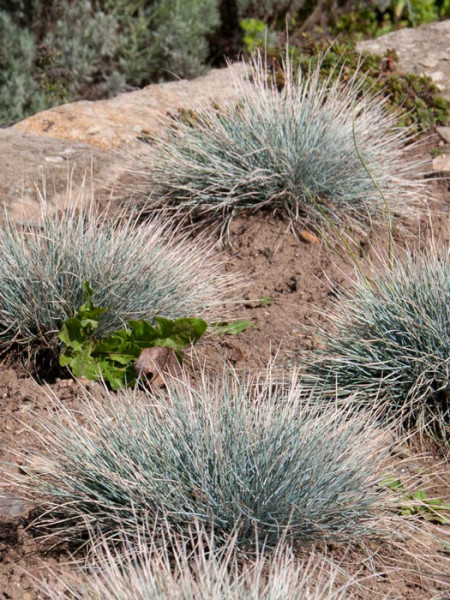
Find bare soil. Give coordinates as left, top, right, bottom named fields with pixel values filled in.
left=0, top=134, right=449, bottom=599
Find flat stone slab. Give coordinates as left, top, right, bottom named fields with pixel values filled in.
left=12, top=64, right=250, bottom=151
left=2, top=63, right=250, bottom=218
left=358, top=20, right=450, bottom=102
left=0, top=128, right=116, bottom=221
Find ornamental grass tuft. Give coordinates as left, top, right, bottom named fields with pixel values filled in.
left=146, top=53, right=427, bottom=233
left=303, top=248, right=450, bottom=445
left=0, top=204, right=233, bottom=362
left=17, top=369, right=392, bottom=551
left=43, top=527, right=356, bottom=600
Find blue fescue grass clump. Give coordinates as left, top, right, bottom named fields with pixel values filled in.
left=147, top=53, right=427, bottom=233
left=44, top=527, right=356, bottom=600
left=18, top=369, right=392, bottom=551
left=0, top=204, right=233, bottom=361
left=303, top=248, right=449, bottom=444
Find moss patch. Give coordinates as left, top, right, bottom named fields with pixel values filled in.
left=265, top=37, right=450, bottom=134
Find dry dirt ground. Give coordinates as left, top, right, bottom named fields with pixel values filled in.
left=0, top=133, right=449, bottom=599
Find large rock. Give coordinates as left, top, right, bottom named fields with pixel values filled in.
left=12, top=64, right=250, bottom=151
left=358, top=20, right=450, bottom=101
left=1, top=64, right=249, bottom=218
left=0, top=128, right=116, bottom=220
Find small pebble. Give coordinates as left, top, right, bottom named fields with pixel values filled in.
left=299, top=230, right=320, bottom=244
left=0, top=492, right=26, bottom=517
left=44, top=156, right=64, bottom=163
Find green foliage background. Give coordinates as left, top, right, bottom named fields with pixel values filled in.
left=1, top=0, right=450, bottom=126
left=0, top=0, right=220, bottom=126
left=58, top=282, right=209, bottom=390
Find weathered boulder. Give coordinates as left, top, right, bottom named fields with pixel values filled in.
left=1, top=64, right=249, bottom=218
left=358, top=20, right=450, bottom=101
left=12, top=64, right=250, bottom=151
left=360, top=20, right=450, bottom=173
left=0, top=128, right=116, bottom=220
